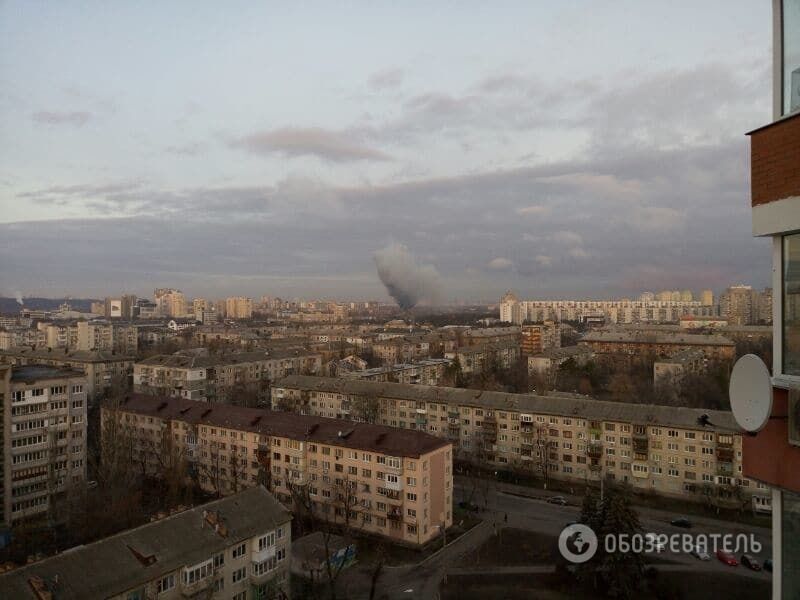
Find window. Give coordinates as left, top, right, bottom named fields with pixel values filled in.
left=783, top=233, right=800, bottom=375
left=232, top=542, right=246, bottom=559
left=781, top=0, right=800, bottom=114
left=232, top=567, right=246, bottom=583
left=156, top=574, right=175, bottom=594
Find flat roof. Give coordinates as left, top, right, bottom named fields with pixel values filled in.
left=117, top=394, right=450, bottom=458
left=274, top=375, right=739, bottom=433
left=0, top=348, right=135, bottom=363
left=10, top=364, right=86, bottom=383
left=580, top=331, right=735, bottom=346
left=0, top=486, right=289, bottom=600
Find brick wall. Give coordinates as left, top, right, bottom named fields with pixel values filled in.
left=750, top=112, right=800, bottom=207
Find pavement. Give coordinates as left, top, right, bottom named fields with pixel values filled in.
left=328, top=478, right=773, bottom=599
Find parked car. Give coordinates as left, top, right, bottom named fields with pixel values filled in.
left=547, top=496, right=568, bottom=506
left=741, top=554, right=762, bottom=571
left=646, top=533, right=666, bottom=553
left=716, top=550, right=739, bottom=566
left=670, top=517, right=692, bottom=528
left=689, top=546, right=711, bottom=561
left=764, top=558, right=773, bottom=573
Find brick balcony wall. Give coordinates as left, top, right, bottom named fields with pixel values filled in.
left=750, top=112, right=800, bottom=207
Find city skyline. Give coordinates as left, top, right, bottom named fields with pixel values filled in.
left=1, top=2, right=773, bottom=300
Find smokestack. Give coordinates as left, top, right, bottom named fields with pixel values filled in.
left=374, top=243, right=441, bottom=310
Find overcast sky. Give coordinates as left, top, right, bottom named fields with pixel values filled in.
left=0, top=1, right=773, bottom=302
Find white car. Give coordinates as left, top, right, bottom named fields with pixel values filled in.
left=690, top=546, right=711, bottom=561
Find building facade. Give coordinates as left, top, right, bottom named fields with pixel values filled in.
left=1, top=365, right=87, bottom=528
left=741, top=2, right=800, bottom=597
left=577, top=331, right=736, bottom=366
left=226, top=297, right=254, bottom=320
left=272, top=376, right=766, bottom=508
left=102, top=395, right=453, bottom=546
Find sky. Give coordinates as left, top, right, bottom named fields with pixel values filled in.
left=0, top=1, right=774, bottom=303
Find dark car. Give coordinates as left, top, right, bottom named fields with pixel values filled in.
left=764, top=558, right=773, bottom=573
left=716, top=550, right=739, bottom=566
left=547, top=496, right=568, bottom=505
left=670, top=517, right=692, bottom=528
left=741, top=554, right=762, bottom=571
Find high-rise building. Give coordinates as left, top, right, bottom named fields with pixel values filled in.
left=154, top=288, right=186, bottom=318
left=680, top=290, right=693, bottom=302
left=719, top=284, right=755, bottom=325
left=1, top=364, right=87, bottom=528
left=225, top=296, right=253, bottom=320
left=741, top=3, right=800, bottom=597
left=700, top=289, right=714, bottom=306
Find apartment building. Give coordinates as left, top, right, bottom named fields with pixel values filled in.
left=1, top=365, right=87, bottom=528
left=134, top=350, right=323, bottom=404
left=578, top=330, right=736, bottom=366
left=520, top=322, right=561, bottom=356
left=0, top=328, right=45, bottom=351
left=0, top=348, right=134, bottom=402
left=272, top=376, right=766, bottom=508
left=226, top=297, right=254, bottom=320
left=500, top=292, right=718, bottom=325
left=154, top=288, right=187, bottom=318
left=103, top=395, right=453, bottom=546
left=444, top=340, right=520, bottom=376
left=460, top=327, right=521, bottom=347
left=371, top=337, right=431, bottom=365
left=0, top=486, right=292, bottom=600
left=527, top=346, right=594, bottom=378
left=341, top=359, right=451, bottom=386
left=740, top=2, right=800, bottom=597
left=653, top=350, right=707, bottom=388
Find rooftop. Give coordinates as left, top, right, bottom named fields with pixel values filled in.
left=0, top=347, right=135, bottom=363
left=275, top=375, right=740, bottom=433
left=0, top=486, right=289, bottom=600
left=10, top=364, right=86, bottom=383
left=116, top=394, right=450, bottom=458
left=580, top=331, right=735, bottom=346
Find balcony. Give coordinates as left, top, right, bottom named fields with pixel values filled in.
left=586, top=442, right=603, bottom=458
left=180, top=575, right=211, bottom=597
left=716, top=462, right=734, bottom=477
left=387, top=509, right=403, bottom=521
left=252, top=544, right=276, bottom=564
left=716, top=447, right=734, bottom=462
left=251, top=560, right=278, bottom=586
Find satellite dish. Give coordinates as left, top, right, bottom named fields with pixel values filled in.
left=729, top=354, right=772, bottom=432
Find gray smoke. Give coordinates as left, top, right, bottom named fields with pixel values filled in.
left=15, top=291, right=23, bottom=305
left=374, top=243, right=441, bottom=309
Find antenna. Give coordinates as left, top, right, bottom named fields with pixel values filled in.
left=729, top=354, right=772, bottom=432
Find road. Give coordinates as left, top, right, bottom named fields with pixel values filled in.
left=333, top=481, right=772, bottom=599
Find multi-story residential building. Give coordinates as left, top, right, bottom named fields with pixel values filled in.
left=371, top=336, right=431, bottom=365
left=154, top=288, right=187, bottom=318
left=103, top=295, right=137, bottom=319
left=700, top=289, right=714, bottom=306
left=0, top=327, right=45, bottom=351
left=461, top=327, right=521, bottom=347
left=272, top=376, right=767, bottom=508
left=341, top=359, right=451, bottom=386
left=103, top=395, right=452, bottom=546
left=520, top=322, right=561, bottom=356
left=527, top=346, right=594, bottom=379
left=32, top=320, right=138, bottom=354
left=719, top=284, right=757, bottom=326
left=444, top=340, right=520, bottom=376
left=134, top=350, right=323, bottom=403
left=577, top=330, right=736, bottom=367
left=0, top=348, right=134, bottom=402
left=653, top=349, right=708, bottom=388
left=740, top=3, right=800, bottom=597
left=1, top=364, right=87, bottom=528
left=499, top=293, right=717, bottom=325
left=226, top=297, right=254, bottom=320
left=0, top=486, right=292, bottom=599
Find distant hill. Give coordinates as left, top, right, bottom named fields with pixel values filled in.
left=0, top=297, right=99, bottom=315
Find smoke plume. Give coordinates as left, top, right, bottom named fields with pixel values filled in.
left=374, top=243, right=441, bottom=309
left=15, top=291, right=24, bottom=305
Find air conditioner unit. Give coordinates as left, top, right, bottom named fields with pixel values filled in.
left=788, top=388, right=800, bottom=448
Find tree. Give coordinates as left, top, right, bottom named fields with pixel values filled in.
left=577, top=478, right=646, bottom=599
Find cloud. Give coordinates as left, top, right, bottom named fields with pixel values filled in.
left=368, top=67, right=405, bottom=89
left=535, top=255, right=553, bottom=267
left=229, top=127, right=391, bottom=162
left=488, top=257, right=513, bottom=271
left=31, top=111, right=92, bottom=126
left=516, top=205, right=551, bottom=216
left=550, top=230, right=583, bottom=246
